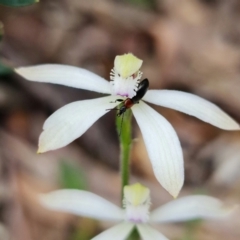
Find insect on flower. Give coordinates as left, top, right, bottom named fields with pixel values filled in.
left=115, top=78, right=149, bottom=116
left=109, top=78, right=149, bottom=135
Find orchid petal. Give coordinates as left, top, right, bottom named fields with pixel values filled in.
left=38, top=95, right=118, bottom=153
left=150, top=195, right=234, bottom=223
left=15, top=64, right=111, bottom=94
left=40, top=189, right=124, bottom=221
left=137, top=224, right=169, bottom=240
left=143, top=90, right=239, bottom=130
left=92, top=222, right=134, bottom=240
left=132, top=101, right=184, bottom=198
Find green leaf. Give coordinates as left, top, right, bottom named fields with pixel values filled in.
left=0, top=22, right=12, bottom=75
left=180, top=219, right=202, bottom=240
left=125, top=0, right=156, bottom=10
left=0, top=0, right=39, bottom=7
left=71, top=219, right=98, bottom=240
left=0, top=21, right=3, bottom=41
left=59, top=160, right=88, bottom=190
left=0, top=63, right=12, bottom=75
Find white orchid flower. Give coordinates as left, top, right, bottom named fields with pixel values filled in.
left=39, top=183, right=234, bottom=240
left=15, top=53, right=239, bottom=197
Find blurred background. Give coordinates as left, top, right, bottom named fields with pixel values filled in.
left=0, top=0, right=240, bottom=239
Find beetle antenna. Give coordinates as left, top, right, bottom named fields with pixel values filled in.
left=106, top=107, right=119, bottom=111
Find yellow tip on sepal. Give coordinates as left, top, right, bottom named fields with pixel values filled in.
left=37, top=149, right=42, bottom=154
left=124, top=183, right=150, bottom=206
left=114, top=53, right=143, bottom=78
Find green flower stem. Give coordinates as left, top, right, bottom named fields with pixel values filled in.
left=128, top=228, right=140, bottom=240
left=116, top=110, right=140, bottom=240
left=116, top=109, right=132, bottom=200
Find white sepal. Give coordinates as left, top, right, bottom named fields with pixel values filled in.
left=91, top=222, right=134, bottom=240
left=38, top=95, right=118, bottom=153
left=143, top=90, right=239, bottom=130
left=137, top=224, right=169, bottom=240
left=15, top=64, right=111, bottom=94
left=132, top=101, right=184, bottom=198
left=150, top=195, right=234, bottom=223
left=39, top=189, right=124, bottom=221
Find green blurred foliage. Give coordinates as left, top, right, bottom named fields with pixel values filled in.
left=0, top=63, right=12, bottom=75
left=71, top=219, right=98, bottom=240
left=125, top=0, right=156, bottom=10
left=0, top=22, right=12, bottom=75
left=59, top=161, right=98, bottom=240
left=0, top=22, right=3, bottom=40
left=59, top=160, right=88, bottom=190
left=193, top=188, right=209, bottom=195
left=180, top=219, right=202, bottom=240
left=0, top=0, right=39, bottom=7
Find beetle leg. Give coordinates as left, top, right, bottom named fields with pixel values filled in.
left=110, top=99, right=123, bottom=103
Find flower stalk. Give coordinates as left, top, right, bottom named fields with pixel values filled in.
left=116, top=109, right=132, bottom=200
